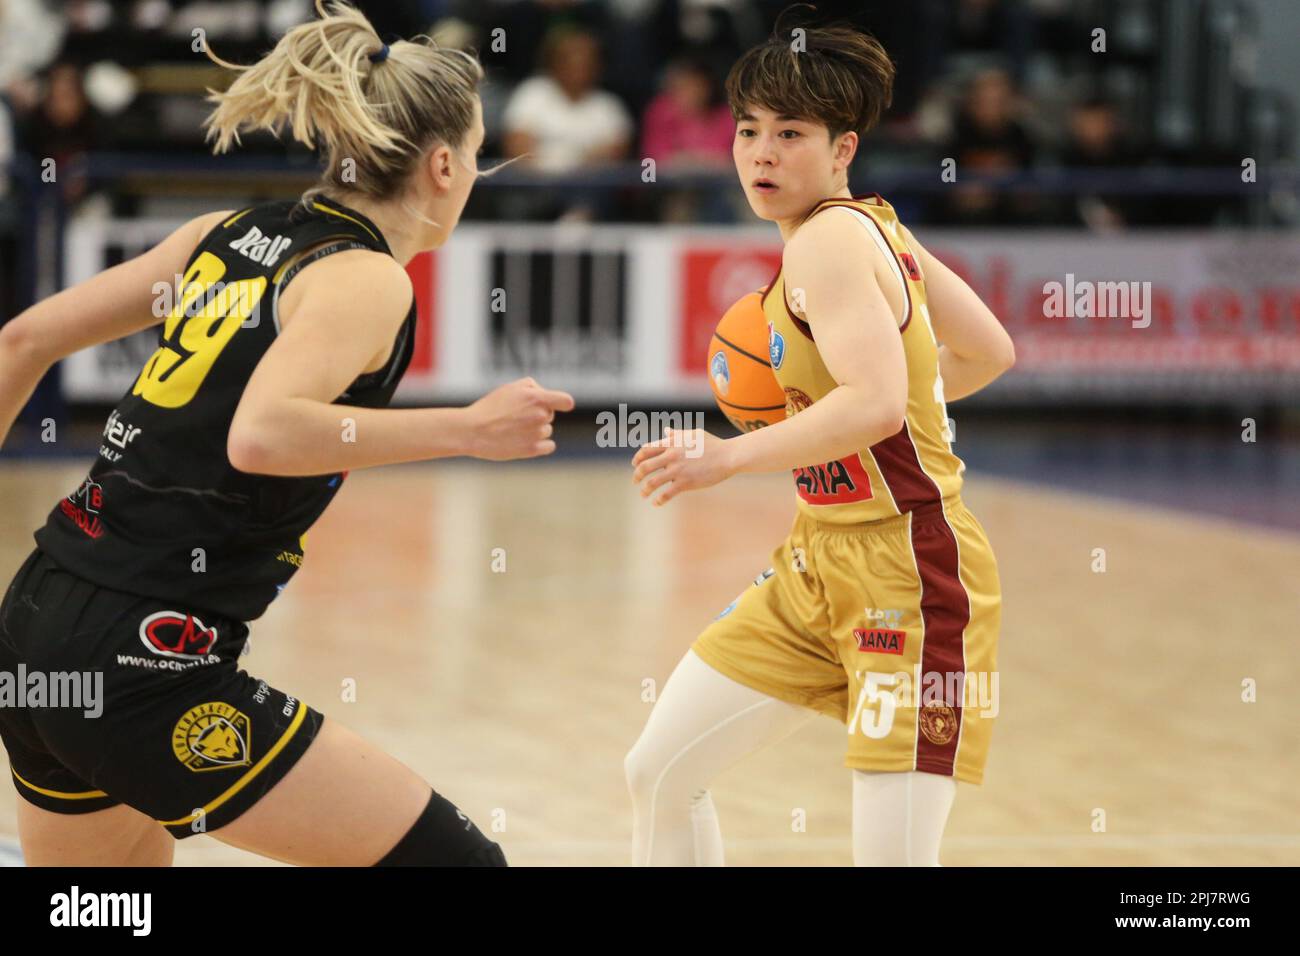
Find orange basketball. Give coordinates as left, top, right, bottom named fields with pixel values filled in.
left=707, top=290, right=787, bottom=433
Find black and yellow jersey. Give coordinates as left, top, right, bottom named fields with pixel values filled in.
left=34, top=193, right=417, bottom=621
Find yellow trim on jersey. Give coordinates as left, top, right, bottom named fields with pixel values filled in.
left=157, top=701, right=308, bottom=827
left=270, top=234, right=367, bottom=284
left=222, top=208, right=253, bottom=228
left=272, top=248, right=314, bottom=284
left=311, top=202, right=380, bottom=243
left=11, top=767, right=109, bottom=800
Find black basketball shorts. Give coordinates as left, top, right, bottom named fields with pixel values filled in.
left=0, top=547, right=323, bottom=839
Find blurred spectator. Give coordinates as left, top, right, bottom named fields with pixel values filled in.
left=1058, top=95, right=1147, bottom=230
left=20, top=61, right=99, bottom=209
left=503, top=26, right=632, bottom=173
left=944, top=0, right=1035, bottom=85
left=940, top=66, right=1042, bottom=225
left=0, top=0, right=66, bottom=90
left=641, top=57, right=733, bottom=170
left=639, top=55, right=738, bottom=222
left=469, top=0, right=612, bottom=86
left=0, top=93, right=12, bottom=198
left=501, top=25, right=632, bottom=220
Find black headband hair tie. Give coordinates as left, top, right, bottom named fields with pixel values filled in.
left=369, top=42, right=390, bottom=63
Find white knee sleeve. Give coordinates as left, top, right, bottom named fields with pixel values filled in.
left=625, top=650, right=816, bottom=866
left=852, top=769, right=957, bottom=866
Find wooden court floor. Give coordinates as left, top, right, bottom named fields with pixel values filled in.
left=1, top=459, right=1297, bottom=866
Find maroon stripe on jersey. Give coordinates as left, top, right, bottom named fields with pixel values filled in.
left=762, top=261, right=814, bottom=340
left=872, top=421, right=942, bottom=513
left=872, top=420, right=967, bottom=772
left=783, top=297, right=815, bottom=341
left=909, top=510, right=970, bottom=777
left=759, top=262, right=783, bottom=307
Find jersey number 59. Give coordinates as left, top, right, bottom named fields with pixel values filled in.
left=133, top=252, right=267, bottom=409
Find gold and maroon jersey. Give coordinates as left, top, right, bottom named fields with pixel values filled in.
left=762, top=194, right=964, bottom=525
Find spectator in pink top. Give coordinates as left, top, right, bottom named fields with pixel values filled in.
left=641, top=56, right=734, bottom=171
left=641, top=57, right=739, bottom=222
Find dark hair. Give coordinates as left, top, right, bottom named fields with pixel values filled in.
left=724, top=4, right=895, bottom=139
left=669, top=53, right=724, bottom=109
left=540, top=24, right=599, bottom=72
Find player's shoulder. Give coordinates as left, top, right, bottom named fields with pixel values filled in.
left=201, top=208, right=241, bottom=231
left=301, top=244, right=409, bottom=285
left=785, top=200, right=884, bottom=270
left=170, top=208, right=240, bottom=251
left=283, top=245, right=412, bottom=312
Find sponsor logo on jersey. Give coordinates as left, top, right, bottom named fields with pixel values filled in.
left=172, top=702, right=251, bottom=771
left=60, top=477, right=105, bottom=539
left=919, top=703, right=958, bottom=745
left=782, top=388, right=875, bottom=505
left=98, top=409, right=143, bottom=463
left=856, top=607, right=907, bottom=653
left=710, top=350, right=731, bottom=396
left=138, top=611, right=219, bottom=661
left=854, top=628, right=906, bottom=654
left=228, top=225, right=292, bottom=268
left=767, top=320, right=785, bottom=369
left=794, top=454, right=874, bottom=505
left=784, top=386, right=813, bottom=417
left=252, top=679, right=298, bottom=718
left=865, top=607, right=904, bottom=629
left=276, top=532, right=307, bottom=568
left=899, top=251, right=922, bottom=281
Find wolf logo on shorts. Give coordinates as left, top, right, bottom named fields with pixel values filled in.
left=172, top=702, right=253, bottom=772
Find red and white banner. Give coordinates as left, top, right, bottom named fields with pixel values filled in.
left=61, top=219, right=1300, bottom=404
left=677, top=233, right=1300, bottom=382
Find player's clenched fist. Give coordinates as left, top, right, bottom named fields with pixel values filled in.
left=466, top=377, right=576, bottom=460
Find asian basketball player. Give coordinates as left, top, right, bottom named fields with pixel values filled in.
left=0, top=1, right=573, bottom=866
left=627, top=9, right=1017, bottom=866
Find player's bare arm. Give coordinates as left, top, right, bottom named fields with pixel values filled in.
left=0, top=209, right=234, bottom=448
left=902, top=225, right=1016, bottom=401
left=633, top=208, right=907, bottom=505
left=228, top=250, right=572, bottom=475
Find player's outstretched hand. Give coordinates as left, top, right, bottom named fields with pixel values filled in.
left=632, top=427, right=734, bottom=506
left=466, top=377, right=575, bottom=460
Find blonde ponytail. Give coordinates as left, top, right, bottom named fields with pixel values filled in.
left=202, top=0, right=483, bottom=201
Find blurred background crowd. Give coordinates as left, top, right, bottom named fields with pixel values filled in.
left=0, top=0, right=1294, bottom=233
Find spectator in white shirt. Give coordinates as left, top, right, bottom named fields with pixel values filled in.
left=0, top=0, right=65, bottom=91
left=502, top=26, right=632, bottom=174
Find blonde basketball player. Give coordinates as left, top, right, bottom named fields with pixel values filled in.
left=0, top=1, right=573, bottom=866
left=627, top=11, right=1016, bottom=866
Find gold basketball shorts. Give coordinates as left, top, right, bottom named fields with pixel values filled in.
left=692, top=495, right=1001, bottom=784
